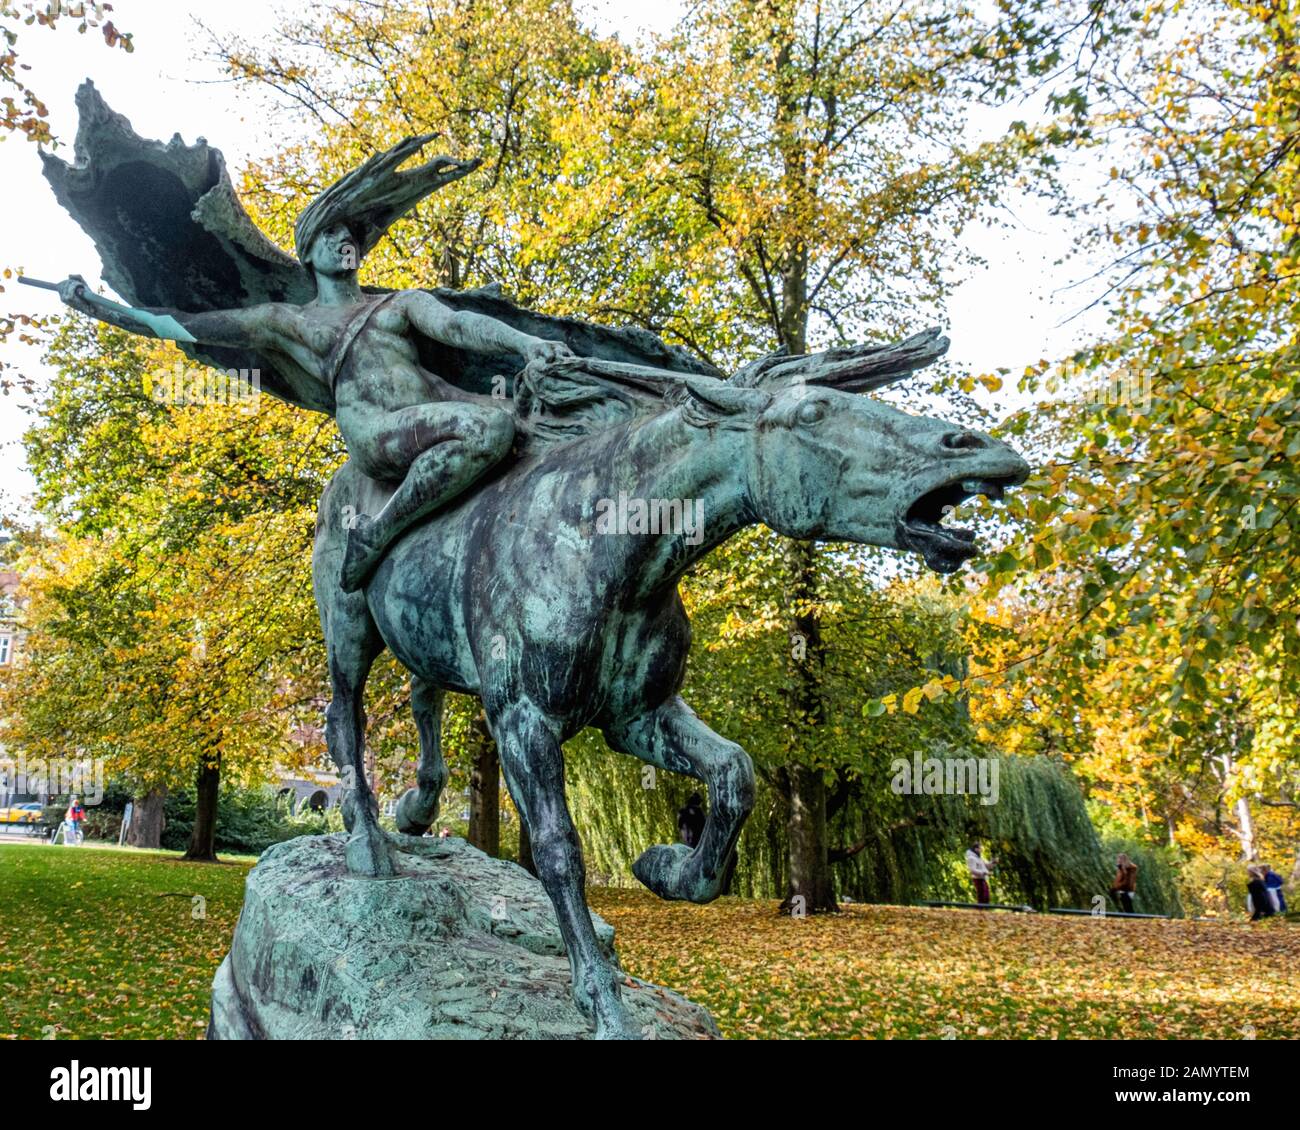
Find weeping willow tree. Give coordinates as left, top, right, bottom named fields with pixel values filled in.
left=828, top=754, right=1114, bottom=910
left=565, top=743, right=1180, bottom=911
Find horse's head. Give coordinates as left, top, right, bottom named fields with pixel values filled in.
left=675, top=330, right=1030, bottom=574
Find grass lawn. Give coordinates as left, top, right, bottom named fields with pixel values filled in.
left=592, top=890, right=1300, bottom=1039
left=2, top=841, right=1297, bottom=1039
left=0, top=842, right=254, bottom=1040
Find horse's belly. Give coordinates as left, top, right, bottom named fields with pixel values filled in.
left=365, top=537, right=477, bottom=692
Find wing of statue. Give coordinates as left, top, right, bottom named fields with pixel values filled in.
left=39, top=80, right=720, bottom=419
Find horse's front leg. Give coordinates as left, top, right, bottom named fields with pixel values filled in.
left=605, top=694, right=755, bottom=904
left=323, top=617, right=397, bottom=878
left=490, top=699, right=641, bottom=1040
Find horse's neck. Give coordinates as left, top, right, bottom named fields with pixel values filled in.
left=607, top=410, right=753, bottom=596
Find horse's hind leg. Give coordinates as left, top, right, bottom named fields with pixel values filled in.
left=605, top=695, right=755, bottom=904
left=395, top=675, right=446, bottom=835
left=326, top=622, right=397, bottom=877
left=490, top=699, right=640, bottom=1040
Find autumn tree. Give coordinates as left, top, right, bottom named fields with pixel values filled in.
left=976, top=0, right=1300, bottom=876
left=1, top=1, right=132, bottom=391
left=536, top=0, right=1101, bottom=911
left=1, top=314, right=339, bottom=859
left=0, top=0, right=131, bottom=144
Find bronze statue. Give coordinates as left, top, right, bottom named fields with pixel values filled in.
left=34, top=81, right=1029, bottom=1038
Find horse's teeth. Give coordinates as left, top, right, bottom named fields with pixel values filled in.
left=961, top=479, right=1004, bottom=500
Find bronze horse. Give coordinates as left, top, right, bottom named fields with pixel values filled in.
left=313, top=334, right=1029, bottom=1038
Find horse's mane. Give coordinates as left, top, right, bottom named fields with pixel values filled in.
left=510, top=327, right=953, bottom=454
left=512, top=356, right=690, bottom=453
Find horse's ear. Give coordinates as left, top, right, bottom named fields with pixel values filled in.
left=673, top=374, right=768, bottom=421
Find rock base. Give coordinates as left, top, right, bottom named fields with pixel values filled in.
left=208, top=833, right=719, bottom=1040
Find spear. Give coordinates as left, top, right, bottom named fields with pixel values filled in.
left=16, top=275, right=62, bottom=293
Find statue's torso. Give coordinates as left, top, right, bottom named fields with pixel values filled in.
left=273, top=292, right=446, bottom=416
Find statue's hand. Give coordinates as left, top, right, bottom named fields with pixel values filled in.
left=56, top=274, right=92, bottom=312
left=523, top=338, right=573, bottom=366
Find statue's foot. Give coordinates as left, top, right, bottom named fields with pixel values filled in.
left=344, top=822, right=398, bottom=877
left=340, top=516, right=384, bottom=593
left=395, top=786, right=439, bottom=836
left=632, top=842, right=728, bottom=904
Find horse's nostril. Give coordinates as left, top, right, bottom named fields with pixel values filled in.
left=942, top=431, right=986, bottom=450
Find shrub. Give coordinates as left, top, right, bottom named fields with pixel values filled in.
left=160, top=784, right=342, bottom=855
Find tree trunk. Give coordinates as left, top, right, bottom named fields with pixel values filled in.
left=778, top=536, right=839, bottom=913
left=184, top=752, right=221, bottom=862
left=517, top=815, right=536, bottom=877
left=1217, top=739, right=1256, bottom=861
left=780, top=763, right=838, bottom=914
left=467, top=709, right=500, bottom=857
left=126, top=785, right=167, bottom=849
left=763, top=10, right=839, bottom=913
left=1234, top=795, right=1256, bottom=861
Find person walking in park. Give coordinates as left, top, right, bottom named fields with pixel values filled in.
left=64, top=795, right=85, bottom=845
left=677, top=793, right=706, bottom=849
left=966, top=841, right=994, bottom=905
left=1110, top=853, right=1138, bottom=913
left=1263, top=864, right=1287, bottom=914
left=1247, top=865, right=1275, bottom=921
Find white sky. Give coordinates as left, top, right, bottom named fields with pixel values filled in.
left=0, top=0, right=1108, bottom=518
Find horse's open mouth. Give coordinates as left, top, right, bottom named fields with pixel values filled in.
left=898, top=474, right=1020, bottom=574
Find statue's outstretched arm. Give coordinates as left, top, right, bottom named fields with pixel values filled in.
left=29, top=274, right=332, bottom=414
left=55, top=274, right=277, bottom=350
left=402, top=289, right=571, bottom=367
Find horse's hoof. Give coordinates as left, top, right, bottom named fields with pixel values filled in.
left=634, top=842, right=728, bottom=903
left=395, top=787, right=438, bottom=836
left=631, top=843, right=693, bottom=900
left=345, top=826, right=398, bottom=877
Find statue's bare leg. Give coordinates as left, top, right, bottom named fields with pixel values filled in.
left=395, top=675, right=447, bottom=835
left=339, top=402, right=514, bottom=592
left=324, top=621, right=397, bottom=877
left=489, top=699, right=640, bottom=1039
left=605, top=695, right=755, bottom=903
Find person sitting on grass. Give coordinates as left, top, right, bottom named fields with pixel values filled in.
left=1263, top=864, right=1287, bottom=914
left=1246, top=866, right=1275, bottom=921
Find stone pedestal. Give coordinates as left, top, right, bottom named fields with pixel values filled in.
left=208, top=832, right=719, bottom=1040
